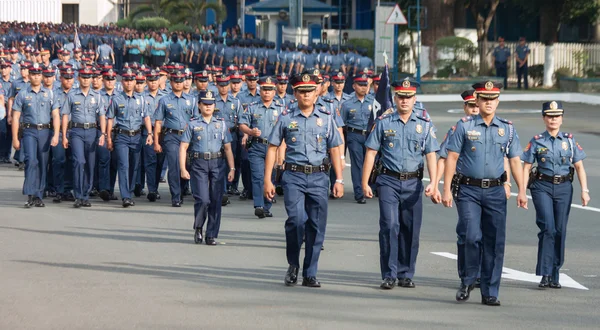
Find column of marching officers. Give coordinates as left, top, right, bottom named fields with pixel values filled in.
left=7, top=58, right=591, bottom=306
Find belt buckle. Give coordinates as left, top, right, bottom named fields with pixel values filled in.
left=481, top=179, right=491, bottom=188
left=83, top=123, right=90, bottom=129
left=399, top=172, right=407, bottom=180
left=303, top=166, right=313, bottom=174
left=36, top=124, right=43, bottom=130
left=203, top=152, right=211, bottom=160
left=553, top=175, right=562, bottom=184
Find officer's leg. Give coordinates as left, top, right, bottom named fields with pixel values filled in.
left=283, top=171, right=307, bottom=268
left=206, top=159, right=225, bottom=238
left=129, top=136, right=142, bottom=197
left=517, top=66, right=523, bottom=89
left=190, top=159, right=210, bottom=230
left=97, top=131, right=111, bottom=192
left=109, top=148, right=118, bottom=196
left=346, top=133, right=364, bottom=201
left=70, top=130, right=86, bottom=200
left=240, top=146, right=252, bottom=197
left=455, top=185, right=483, bottom=286
left=531, top=181, right=555, bottom=276
left=164, top=134, right=182, bottom=203
left=64, top=143, right=73, bottom=196
left=155, top=149, right=166, bottom=192
left=21, top=129, right=37, bottom=198
left=144, top=140, right=158, bottom=194
left=523, top=64, right=529, bottom=89
left=376, top=174, right=400, bottom=280
left=83, top=129, right=97, bottom=200
left=51, top=136, right=66, bottom=196
left=46, top=145, right=55, bottom=195
left=248, top=147, right=266, bottom=209
left=397, top=179, right=424, bottom=279
left=37, top=129, right=51, bottom=200
left=302, top=172, right=328, bottom=278
left=480, top=186, right=507, bottom=298
left=502, top=67, right=508, bottom=89
left=137, top=137, right=145, bottom=191
left=551, top=182, right=574, bottom=282
left=115, top=134, right=132, bottom=200
left=227, top=133, right=239, bottom=191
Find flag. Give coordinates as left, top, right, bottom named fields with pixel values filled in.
left=74, top=28, right=81, bottom=49
left=368, top=59, right=393, bottom=130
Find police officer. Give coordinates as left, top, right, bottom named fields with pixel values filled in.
left=442, top=81, right=528, bottom=306
left=515, top=37, right=530, bottom=90
left=153, top=70, right=199, bottom=207
left=11, top=63, right=60, bottom=207
left=340, top=73, right=371, bottom=203
left=274, top=73, right=293, bottom=106
left=107, top=68, right=153, bottom=207
left=239, top=76, right=283, bottom=218
left=522, top=101, right=590, bottom=289
left=237, top=69, right=261, bottom=200
left=492, top=37, right=511, bottom=89
left=265, top=73, right=344, bottom=287
left=96, top=68, right=119, bottom=202
left=61, top=66, right=107, bottom=208
left=361, top=79, right=439, bottom=290
left=143, top=70, right=165, bottom=202
left=180, top=90, right=235, bottom=245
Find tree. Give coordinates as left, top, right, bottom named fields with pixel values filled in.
left=466, top=0, right=500, bottom=75
left=128, top=0, right=182, bottom=21
left=172, top=0, right=227, bottom=26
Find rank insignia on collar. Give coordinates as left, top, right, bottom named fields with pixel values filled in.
left=498, top=128, right=505, bottom=137
left=562, top=141, right=568, bottom=150
left=316, top=118, right=323, bottom=127
left=416, top=124, right=423, bottom=134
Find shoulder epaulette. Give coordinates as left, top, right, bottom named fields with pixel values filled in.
left=451, top=125, right=456, bottom=132
left=378, top=112, right=393, bottom=120
left=249, top=101, right=259, bottom=106
left=318, top=106, right=331, bottom=115
left=534, top=134, right=543, bottom=140
left=461, top=116, right=472, bottom=122
left=289, top=99, right=296, bottom=104
left=563, top=132, right=572, bottom=138
left=321, top=97, right=333, bottom=103
left=416, top=115, right=430, bottom=122
left=497, top=117, right=513, bottom=125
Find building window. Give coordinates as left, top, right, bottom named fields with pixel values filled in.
left=329, top=0, right=352, bottom=30
left=62, top=4, right=79, bottom=25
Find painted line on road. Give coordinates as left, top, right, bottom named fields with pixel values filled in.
left=447, top=109, right=542, bottom=114
left=431, top=252, right=589, bottom=290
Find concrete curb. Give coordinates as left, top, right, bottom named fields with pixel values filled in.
left=417, top=93, right=600, bottom=105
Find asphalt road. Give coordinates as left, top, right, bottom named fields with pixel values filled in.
left=1, top=101, right=599, bottom=329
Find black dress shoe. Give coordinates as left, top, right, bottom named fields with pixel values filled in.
left=481, top=296, right=501, bottom=306
left=109, top=193, right=118, bottom=201
left=380, top=278, right=396, bottom=290
left=24, top=196, right=34, bottom=208
left=65, top=193, right=76, bottom=202
left=99, top=190, right=110, bottom=201
left=156, top=192, right=161, bottom=200
left=172, top=201, right=181, bottom=207
left=475, top=277, right=481, bottom=288
left=74, top=199, right=82, bottom=208
left=284, top=265, right=299, bottom=286
left=159, top=177, right=166, bottom=183
left=205, top=237, right=217, bottom=245
left=549, top=282, right=562, bottom=289
left=302, top=277, right=321, bottom=288
left=264, top=210, right=273, bottom=218
left=89, top=188, right=98, bottom=197
left=18, top=162, right=25, bottom=171
left=456, top=283, right=474, bottom=302
left=221, top=195, right=230, bottom=206
left=539, top=276, right=550, bottom=288
left=255, top=207, right=266, bottom=219
left=398, top=278, right=415, bottom=288
left=357, top=198, right=366, bottom=204
left=122, top=198, right=134, bottom=207
left=33, top=197, right=45, bottom=207
left=134, top=184, right=142, bottom=197
left=239, top=191, right=248, bottom=200
left=53, top=194, right=63, bottom=203
left=82, top=200, right=92, bottom=207
left=194, top=228, right=203, bottom=244
left=147, top=192, right=157, bottom=202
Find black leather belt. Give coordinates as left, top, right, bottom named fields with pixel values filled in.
left=346, top=127, right=368, bottom=135
left=284, top=163, right=330, bottom=174
left=251, top=137, right=269, bottom=145
left=381, top=168, right=422, bottom=181
left=21, top=123, right=51, bottom=130
left=70, top=122, right=97, bottom=129
left=189, top=151, right=223, bottom=160
left=164, top=128, right=185, bottom=135
left=459, top=176, right=503, bottom=188
left=116, top=128, right=141, bottom=136
left=537, top=173, right=571, bottom=184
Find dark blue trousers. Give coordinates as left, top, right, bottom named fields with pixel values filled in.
left=248, top=143, right=272, bottom=210
left=225, top=131, right=239, bottom=191
left=346, top=131, right=366, bottom=200
left=49, top=135, right=72, bottom=195
left=376, top=174, right=423, bottom=280
left=240, top=140, right=251, bottom=193
left=531, top=180, right=573, bottom=281
left=160, top=132, right=186, bottom=203
left=114, top=133, right=141, bottom=200
left=96, top=130, right=115, bottom=193
left=456, top=185, right=506, bottom=298
left=283, top=171, right=329, bottom=278
left=22, top=128, right=51, bottom=199
left=191, top=157, right=225, bottom=237
left=0, top=118, right=11, bottom=159
left=69, top=128, right=97, bottom=201
left=142, top=132, right=158, bottom=193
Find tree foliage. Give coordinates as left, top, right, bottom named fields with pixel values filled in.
left=128, top=0, right=227, bottom=26
left=466, top=0, right=500, bottom=74
left=512, top=0, right=599, bottom=25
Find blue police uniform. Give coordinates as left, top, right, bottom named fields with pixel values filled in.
left=268, top=85, right=343, bottom=281
left=13, top=85, right=57, bottom=203
left=515, top=43, right=530, bottom=90
left=521, top=101, right=586, bottom=286
left=61, top=87, right=105, bottom=203
left=493, top=45, right=511, bottom=88
left=97, top=87, right=118, bottom=199
left=154, top=89, right=199, bottom=204
left=214, top=91, right=242, bottom=191
left=142, top=88, right=165, bottom=200
left=446, top=102, right=522, bottom=300
left=237, top=85, right=261, bottom=198
left=366, top=109, right=438, bottom=283
left=182, top=113, right=232, bottom=243
left=50, top=86, right=74, bottom=200
left=108, top=89, right=147, bottom=204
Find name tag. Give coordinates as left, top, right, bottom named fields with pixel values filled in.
left=118, top=104, right=125, bottom=108
left=193, top=127, right=203, bottom=131
left=74, top=101, right=81, bottom=105
left=166, top=104, right=174, bottom=109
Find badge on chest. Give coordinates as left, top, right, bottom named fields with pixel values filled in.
left=467, top=130, right=481, bottom=141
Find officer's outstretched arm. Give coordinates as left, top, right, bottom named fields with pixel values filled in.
left=522, top=162, right=532, bottom=189
left=361, top=148, right=378, bottom=198
left=276, top=140, right=286, bottom=166
left=509, top=156, right=527, bottom=209
left=434, top=157, right=445, bottom=188
left=179, top=142, right=190, bottom=180
left=264, top=145, right=278, bottom=200
left=573, top=161, right=590, bottom=206
left=424, top=152, right=437, bottom=197
left=442, top=151, right=459, bottom=207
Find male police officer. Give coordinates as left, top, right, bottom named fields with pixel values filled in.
left=362, top=79, right=439, bottom=289
left=264, top=73, right=344, bottom=287
left=515, top=37, right=530, bottom=90
left=492, top=37, right=511, bottom=89
left=239, top=76, right=284, bottom=218
left=442, top=81, right=528, bottom=306
left=143, top=70, right=165, bottom=202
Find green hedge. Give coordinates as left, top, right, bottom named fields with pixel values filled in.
left=134, top=17, right=171, bottom=31
left=116, top=18, right=132, bottom=29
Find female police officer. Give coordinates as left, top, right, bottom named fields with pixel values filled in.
left=180, top=90, right=235, bottom=246
left=522, top=101, right=590, bottom=289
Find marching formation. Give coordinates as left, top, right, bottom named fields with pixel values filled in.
left=1, top=24, right=592, bottom=307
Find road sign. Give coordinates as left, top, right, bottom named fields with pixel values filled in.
left=386, top=4, right=407, bottom=25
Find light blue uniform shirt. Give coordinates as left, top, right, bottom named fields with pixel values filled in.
left=181, top=117, right=232, bottom=153
left=107, top=91, right=147, bottom=130
left=153, top=92, right=199, bottom=130
left=521, top=131, right=586, bottom=176
left=12, top=86, right=56, bottom=124
left=61, top=88, right=105, bottom=123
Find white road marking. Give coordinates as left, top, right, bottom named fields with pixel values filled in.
left=431, top=252, right=589, bottom=290
left=447, top=109, right=542, bottom=114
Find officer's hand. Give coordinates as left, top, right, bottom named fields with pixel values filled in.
left=98, top=134, right=105, bottom=147
left=581, top=191, right=590, bottom=207
left=424, top=184, right=435, bottom=197
left=363, top=185, right=373, bottom=199
left=62, top=137, right=69, bottom=149
left=145, top=135, right=153, bottom=146
left=181, top=170, right=190, bottom=180
left=107, top=138, right=113, bottom=151
left=504, top=184, right=511, bottom=200
left=154, top=142, right=162, bottom=153
left=50, top=134, right=59, bottom=147
left=7, top=116, right=12, bottom=125
left=264, top=181, right=275, bottom=200
left=517, top=192, right=528, bottom=209
left=12, top=139, right=20, bottom=151
left=252, top=128, right=261, bottom=137
left=241, top=135, right=248, bottom=148
left=430, top=190, right=442, bottom=204
left=227, top=169, right=235, bottom=182
left=442, top=189, right=453, bottom=208
left=333, top=182, right=344, bottom=198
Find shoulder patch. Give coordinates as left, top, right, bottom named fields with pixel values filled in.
left=451, top=125, right=456, bottom=132
left=289, top=99, right=296, bottom=104
left=563, top=132, right=572, bottom=138
left=497, top=117, right=513, bottom=125
left=322, top=97, right=333, bottom=103
left=318, top=106, right=331, bottom=115
left=416, top=115, right=430, bottom=122
left=461, top=116, right=472, bottom=122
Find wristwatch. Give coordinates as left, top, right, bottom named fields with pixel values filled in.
left=583, top=189, right=590, bottom=193
left=335, top=179, right=344, bottom=185
left=340, top=155, right=345, bottom=160
left=230, top=168, right=236, bottom=171
left=503, top=182, right=512, bottom=187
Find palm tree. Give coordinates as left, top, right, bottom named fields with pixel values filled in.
left=128, top=0, right=182, bottom=21
left=173, top=0, right=227, bottom=26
